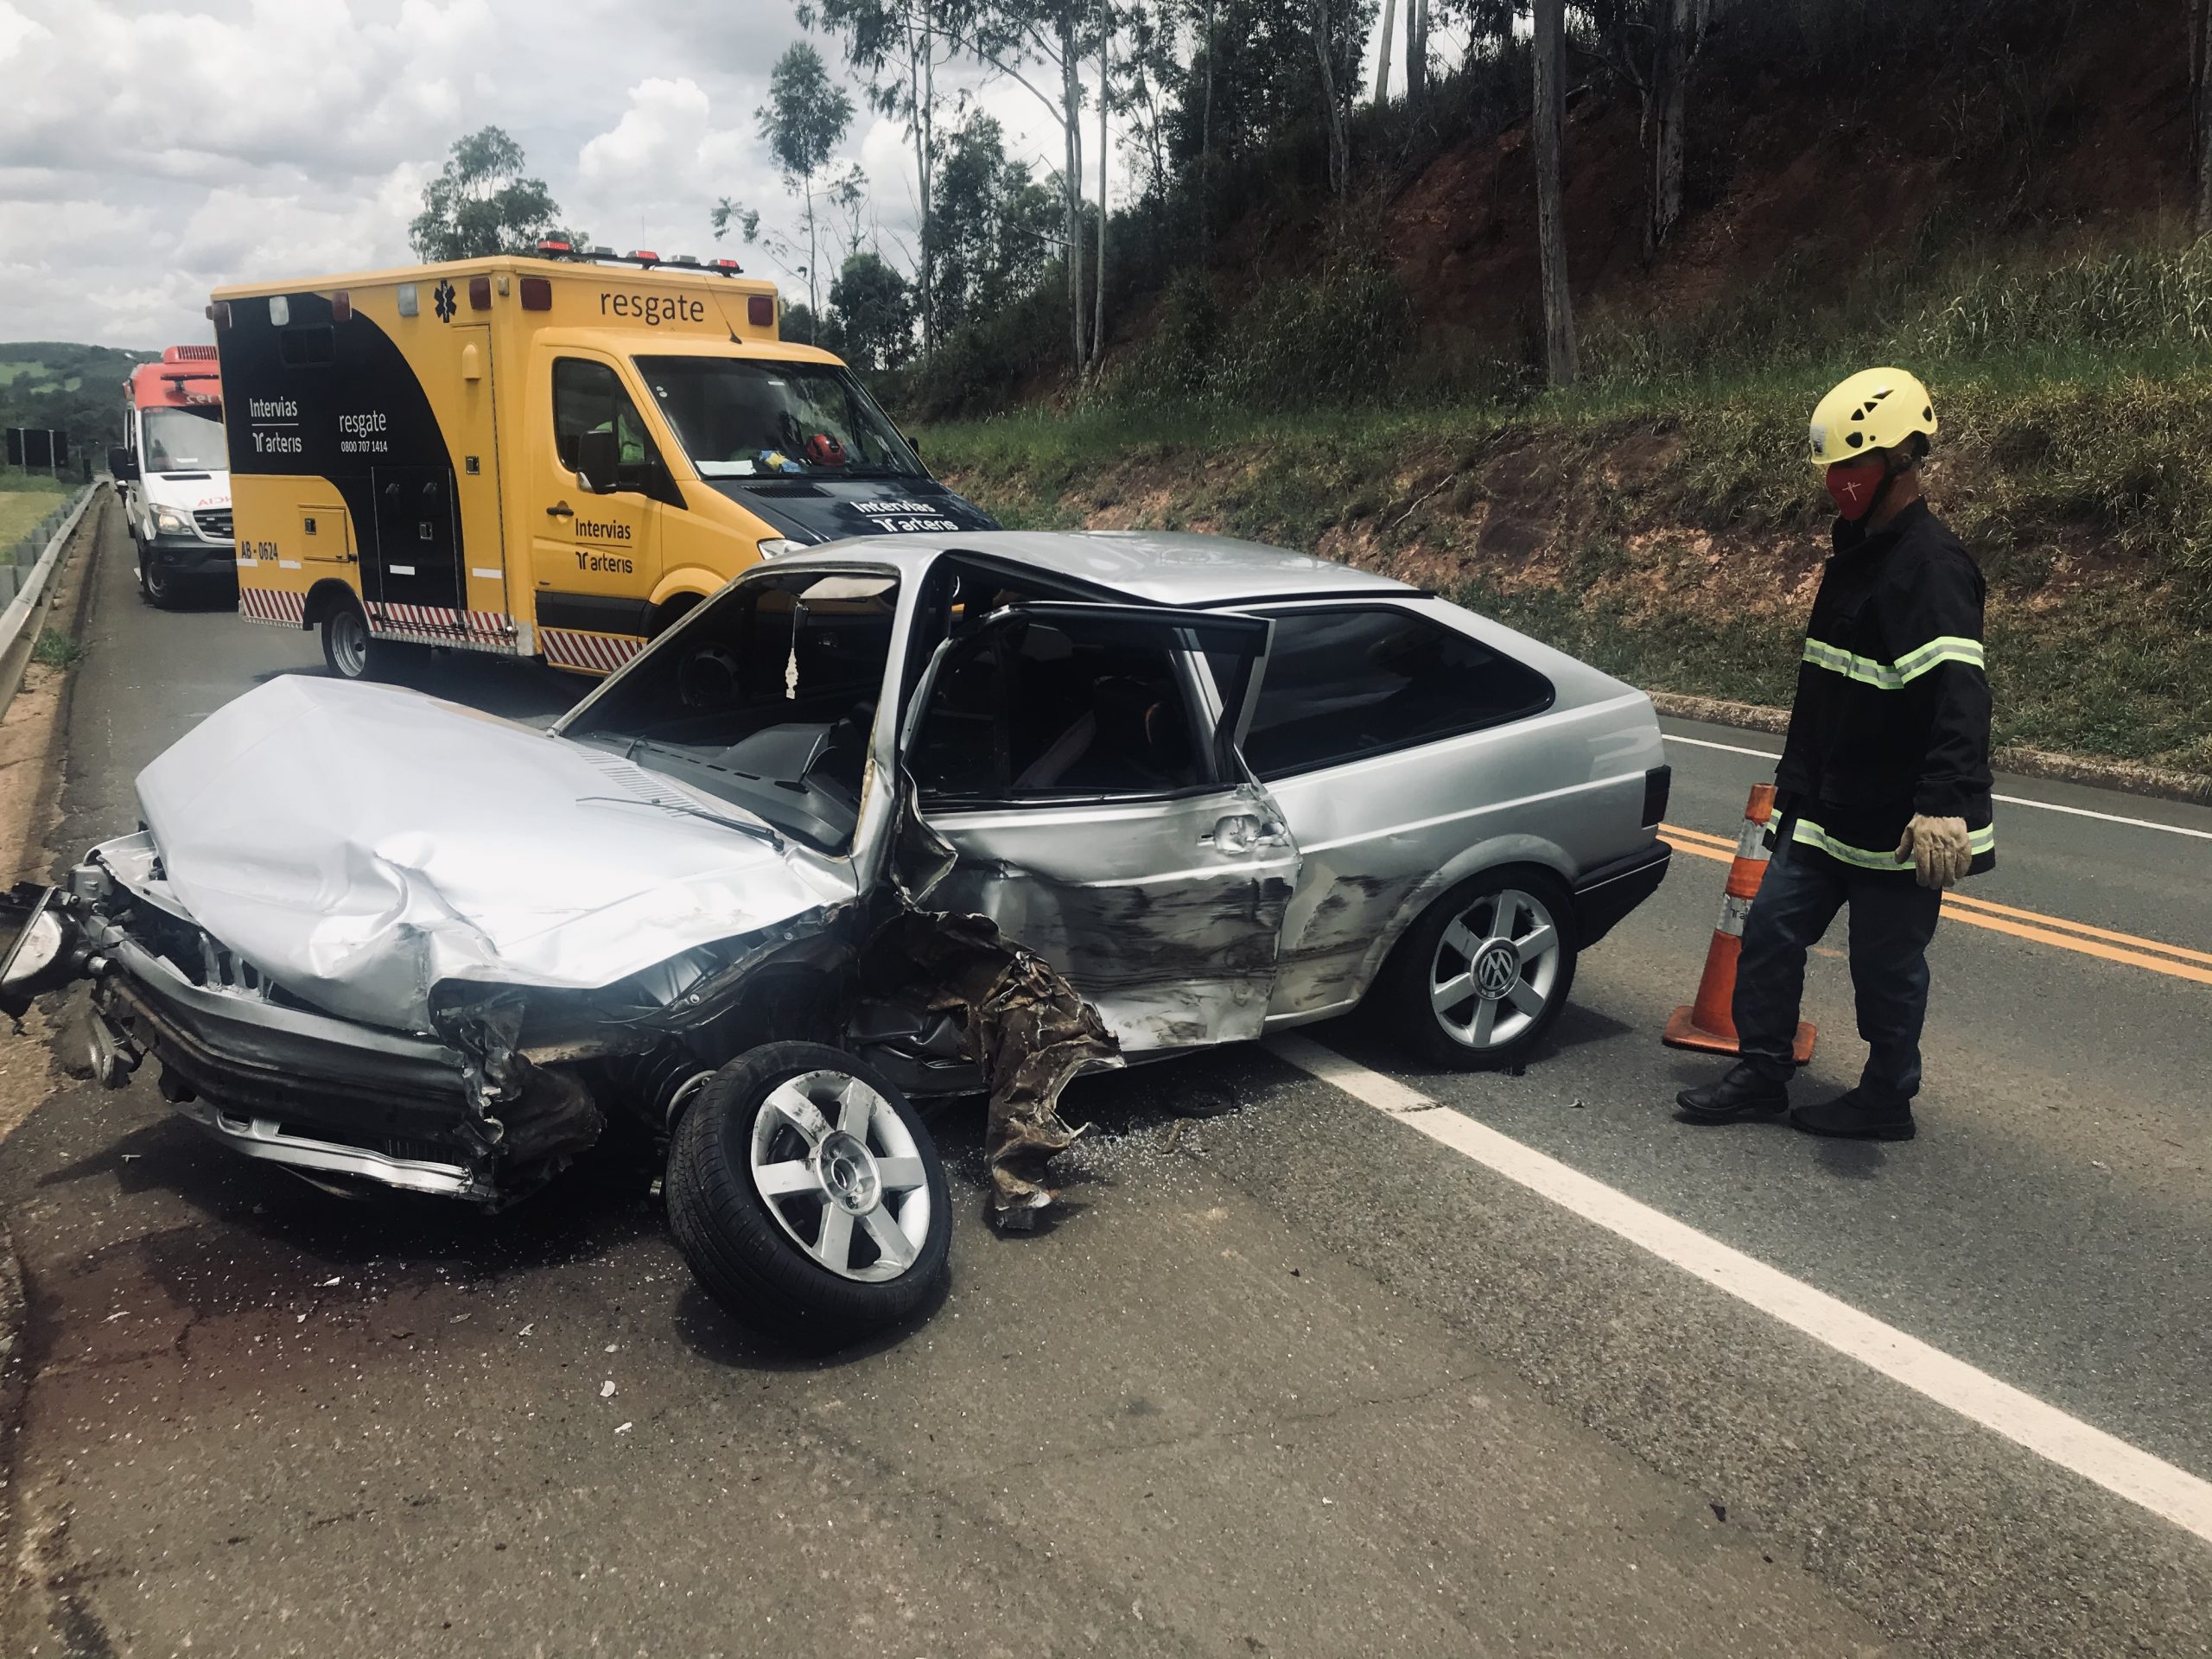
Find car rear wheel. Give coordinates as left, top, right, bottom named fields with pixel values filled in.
left=1376, top=871, right=1578, bottom=1069
left=665, top=1042, right=950, bottom=1348
left=321, top=601, right=373, bottom=680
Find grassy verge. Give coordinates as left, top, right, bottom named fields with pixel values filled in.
left=0, top=475, right=70, bottom=554
left=922, top=354, right=2212, bottom=774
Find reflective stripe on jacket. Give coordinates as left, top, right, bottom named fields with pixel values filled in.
left=1775, top=499, right=1996, bottom=876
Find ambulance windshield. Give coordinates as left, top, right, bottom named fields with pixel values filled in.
left=141, top=407, right=228, bottom=473
left=636, top=356, right=925, bottom=481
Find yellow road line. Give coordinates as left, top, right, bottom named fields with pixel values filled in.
left=1660, top=826, right=2212, bottom=988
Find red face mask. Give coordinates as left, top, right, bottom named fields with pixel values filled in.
left=1825, top=460, right=1886, bottom=521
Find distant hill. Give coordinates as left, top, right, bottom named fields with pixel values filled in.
left=0, top=342, right=158, bottom=463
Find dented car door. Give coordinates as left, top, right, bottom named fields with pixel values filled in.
left=897, top=603, right=1299, bottom=1053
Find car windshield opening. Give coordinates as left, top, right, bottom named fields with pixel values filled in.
left=563, top=570, right=899, bottom=854
left=633, top=356, right=924, bottom=480
left=142, top=406, right=227, bottom=473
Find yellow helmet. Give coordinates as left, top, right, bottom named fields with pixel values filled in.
left=1807, top=367, right=1937, bottom=468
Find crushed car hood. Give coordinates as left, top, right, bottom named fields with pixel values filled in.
left=133, top=677, right=852, bottom=1033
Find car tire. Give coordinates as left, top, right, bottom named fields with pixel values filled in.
left=320, top=600, right=376, bottom=680
left=1374, top=869, right=1579, bottom=1070
left=666, top=1042, right=950, bottom=1348
left=139, top=542, right=178, bottom=610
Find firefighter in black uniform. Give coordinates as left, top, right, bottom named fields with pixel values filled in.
left=1677, top=368, right=1994, bottom=1141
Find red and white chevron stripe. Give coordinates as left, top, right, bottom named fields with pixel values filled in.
left=367, top=601, right=515, bottom=645
left=238, top=585, right=307, bottom=627
left=541, top=627, right=647, bottom=675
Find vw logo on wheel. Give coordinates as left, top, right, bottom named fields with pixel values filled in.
left=1473, top=941, right=1521, bottom=1000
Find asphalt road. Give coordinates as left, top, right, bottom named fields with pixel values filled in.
left=2, top=509, right=2208, bottom=1656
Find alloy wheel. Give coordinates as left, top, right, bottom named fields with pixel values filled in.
left=1427, top=887, right=1564, bottom=1051
left=747, top=1070, right=932, bottom=1282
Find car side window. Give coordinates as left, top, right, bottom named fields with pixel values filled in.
left=1238, top=607, right=1554, bottom=780
left=553, top=358, right=665, bottom=492
left=913, top=614, right=1210, bottom=804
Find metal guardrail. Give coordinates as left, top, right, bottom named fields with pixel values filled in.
left=0, top=481, right=99, bottom=659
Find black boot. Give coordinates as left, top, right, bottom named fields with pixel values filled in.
left=1789, top=1087, right=1916, bottom=1141
left=1675, top=1062, right=1789, bottom=1124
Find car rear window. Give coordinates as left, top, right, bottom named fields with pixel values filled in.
left=1238, top=607, right=1554, bottom=780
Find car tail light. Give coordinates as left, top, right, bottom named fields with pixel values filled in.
left=331, top=289, right=352, bottom=322
left=519, top=276, right=551, bottom=310
left=747, top=295, right=773, bottom=329
left=205, top=301, right=232, bottom=329
left=1642, top=765, right=1672, bottom=828
left=467, top=276, right=492, bottom=310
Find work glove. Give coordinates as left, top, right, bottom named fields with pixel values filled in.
left=1895, top=815, right=1972, bottom=890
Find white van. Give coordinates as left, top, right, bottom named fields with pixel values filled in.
left=110, top=346, right=235, bottom=607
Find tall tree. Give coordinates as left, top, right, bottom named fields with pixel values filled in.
left=1093, top=0, right=1111, bottom=370
left=2196, top=0, right=2212, bottom=235
left=1405, top=0, right=1427, bottom=104
left=1312, top=0, right=1351, bottom=196
left=804, top=0, right=957, bottom=363
left=1372, top=0, right=1395, bottom=107
left=1531, top=0, right=1576, bottom=385
left=829, top=251, right=918, bottom=370
left=759, top=43, right=857, bottom=338
left=926, top=110, right=1060, bottom=338
left=940, top=0, right=1103, bottom=371
left=409, top=127, right=564, bottom=261
left=1588, top=0, right=1710, bottom=257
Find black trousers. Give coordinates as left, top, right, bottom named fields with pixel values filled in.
left=1732, top=823, right=1944, bottom=1104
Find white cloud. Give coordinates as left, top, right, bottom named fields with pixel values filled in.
left=0, top=0, right=1141, bottom=346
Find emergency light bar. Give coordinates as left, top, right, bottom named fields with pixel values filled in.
left=533, top=240, right=746, bottom=276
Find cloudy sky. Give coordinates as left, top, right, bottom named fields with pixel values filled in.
left=0, top=0, right=1181, bottom=349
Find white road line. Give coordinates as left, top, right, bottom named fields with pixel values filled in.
left=1265, top=1033, right=2212, bottom=1547
left=1662, top=732, right=2212, bottom=842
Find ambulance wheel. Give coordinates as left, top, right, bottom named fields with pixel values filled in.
left=665, top=1043, right=950, bottom=1349
left=138, top=543, right=178, bottom=610
left=321, top=602, right=374, bottom=680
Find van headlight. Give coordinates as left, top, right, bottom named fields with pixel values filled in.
left=757, top=538, right=807, bottom=560
left=152, top=506, right=190, bottom=536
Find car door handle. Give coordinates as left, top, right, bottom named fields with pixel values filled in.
left=545, top=501, right=574, bottom=518
left=1206, top=814, right=1287, bottom=853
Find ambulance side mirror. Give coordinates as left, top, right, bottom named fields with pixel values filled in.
left=108, top=447, right=138, bottom=481
left=574, top=429, right=620, bottom=493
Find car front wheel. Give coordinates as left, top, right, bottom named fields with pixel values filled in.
left=1377, top=871, right=1578, bottom=1069
left=666, top=1042, right=950, bottom=1347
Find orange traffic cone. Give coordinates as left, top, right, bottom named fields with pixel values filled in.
left=1662, top=783, right=1816, bottom=1062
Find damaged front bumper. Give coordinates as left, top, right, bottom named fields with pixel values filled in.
left=96, top=933, right=492, bottom=1198
left=3, top=845, right=656, bottom=1205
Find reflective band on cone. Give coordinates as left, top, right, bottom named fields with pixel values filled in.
left=1662, top=783, right=1817, bottom=1063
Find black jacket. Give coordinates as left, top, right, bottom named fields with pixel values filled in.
left=1775, top=499, right=1995, bottom=876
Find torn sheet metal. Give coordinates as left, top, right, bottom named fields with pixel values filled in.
left=905, top=783, right=1299, bottom=1053
left=861, top=910, right=1123, bottom=1226
left=131, top=677, right=851, bottom=1033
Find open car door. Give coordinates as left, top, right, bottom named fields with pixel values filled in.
left=898, top=603, right=1297, bottom=1053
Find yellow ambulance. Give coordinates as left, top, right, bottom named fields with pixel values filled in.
left=208, top=245, right=995, bottom=678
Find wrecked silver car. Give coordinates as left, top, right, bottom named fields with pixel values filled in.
left=2, top=531, right=1671, bottom=1342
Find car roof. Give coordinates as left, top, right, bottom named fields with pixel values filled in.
left=771, top=530, right=1420, bottom=607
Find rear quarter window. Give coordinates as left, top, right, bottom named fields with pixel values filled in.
left=1239, top=607, right=1554, bottom=780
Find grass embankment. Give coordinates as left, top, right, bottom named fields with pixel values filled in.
left=925, top=357, right=2212, bottom=775
left=0, top=474, right=70, bottom=554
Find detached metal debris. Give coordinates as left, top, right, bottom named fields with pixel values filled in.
left=861, top=910, right=1122, bottom=1227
